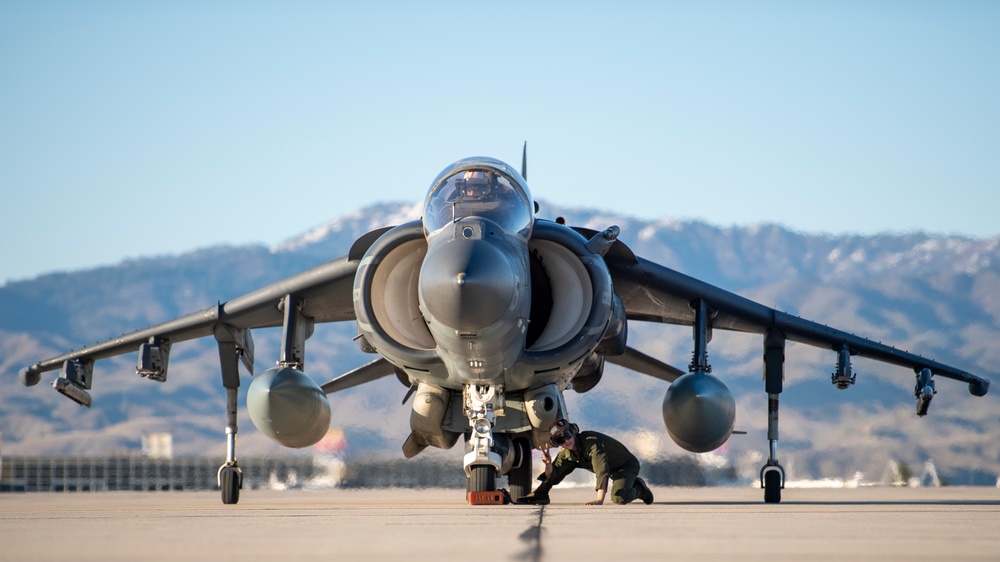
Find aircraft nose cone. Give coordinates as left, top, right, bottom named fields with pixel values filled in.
left=420, top=239, right=516, bottom=333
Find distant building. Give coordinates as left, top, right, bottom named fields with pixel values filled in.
left=142, top=433, right=173, bottom=460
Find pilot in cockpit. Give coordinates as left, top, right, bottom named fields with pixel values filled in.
left=456, top=170, right=497, bottom=199
left=423, top=165, right=533, bottom=238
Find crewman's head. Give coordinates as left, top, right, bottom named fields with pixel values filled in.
left=549, top=418, right=578, bottom=449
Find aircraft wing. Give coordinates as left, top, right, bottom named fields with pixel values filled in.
left=20, top=255, right=359, bottom=382
left=606, top=249, right=991, bottom=397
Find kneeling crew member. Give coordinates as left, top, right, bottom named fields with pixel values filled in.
left=521, top=419, right=654, bottom=506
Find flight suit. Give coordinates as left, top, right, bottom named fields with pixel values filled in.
left=533, top=430, right=643, bottom=504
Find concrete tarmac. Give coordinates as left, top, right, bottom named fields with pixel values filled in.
left=2, top=486, right=999, bottom=561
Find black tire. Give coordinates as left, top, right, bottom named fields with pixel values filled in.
left=508, top=439, right=533, bottom=501
left=763, top=469, right=781, bottom=504
left=468, top=465, right=497, bottom=493
left=221, top=467, right=240, bottom=505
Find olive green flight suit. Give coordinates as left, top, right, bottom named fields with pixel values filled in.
left=533, top=430, right=642, bottom=504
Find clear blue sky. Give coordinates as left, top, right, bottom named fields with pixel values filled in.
left=3, top=1, right=998, bottom=284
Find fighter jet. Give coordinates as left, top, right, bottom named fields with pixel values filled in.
left=17, top=153, right=992, bottom=505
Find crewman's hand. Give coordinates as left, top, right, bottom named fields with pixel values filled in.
left=588, top=485, right=607, bottom=506
left=539, top=447, right=554, bottom=478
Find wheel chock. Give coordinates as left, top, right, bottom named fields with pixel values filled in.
left=467, top=491, right=505, bottom=505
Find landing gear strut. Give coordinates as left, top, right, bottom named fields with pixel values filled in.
left=760, top=405, right=785, bottom=504
left=760, top=329, right=786, bottom=504
left=215, top=324, right=251, bottom=505
left=217, top=383, right=243, bottom=505
left=463, top=384, right=503, bottom=495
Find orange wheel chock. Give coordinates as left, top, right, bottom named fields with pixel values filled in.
left=467, top=491, right=505, bottom=505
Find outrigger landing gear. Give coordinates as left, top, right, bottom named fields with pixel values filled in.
left=214, top=324, right=253, bottom=505
left=218, top=387, right=243, bottom=505
left=761, top=435, right=785, bottom=504
left=760, top=329, right=786, bottom=504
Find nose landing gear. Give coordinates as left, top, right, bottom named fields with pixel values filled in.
left=463, top=384, right=503, bottom=497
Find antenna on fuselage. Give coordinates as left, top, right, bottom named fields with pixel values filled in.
left=521, top=141, right=527, bottom=180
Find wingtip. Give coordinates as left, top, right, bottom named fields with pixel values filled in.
left=19, top=366, right=41, bottom=387
left=969, top=377, right=990, bottom=397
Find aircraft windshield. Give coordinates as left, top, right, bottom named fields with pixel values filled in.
left=423, top=159, right=533, bottom=237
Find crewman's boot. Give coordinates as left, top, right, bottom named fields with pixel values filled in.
left=634, top=477, right=654, bottom=505
left=517, top=491, right=550, bottom=505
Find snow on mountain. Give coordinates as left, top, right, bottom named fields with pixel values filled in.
left=271, top=201, right=422, bottom=254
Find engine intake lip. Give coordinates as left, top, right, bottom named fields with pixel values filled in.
left=353, top=220, right=439, bottom=367
left=522, top=221, right=614, bottom=367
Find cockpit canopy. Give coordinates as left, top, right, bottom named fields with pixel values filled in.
left=423, top=157, right=534, bottom=238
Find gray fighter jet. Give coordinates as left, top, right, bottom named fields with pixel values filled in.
left=18, top=154, right=991, bottom=504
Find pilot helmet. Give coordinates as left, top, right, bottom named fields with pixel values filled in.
left=549, top=418, right=579, bottom=446
left=456, top=170, right=494, bottom=199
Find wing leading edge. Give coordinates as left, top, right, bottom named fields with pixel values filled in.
left=20, top=255, right=359, bottom=385
left=608, top=251, right=990, bottom=397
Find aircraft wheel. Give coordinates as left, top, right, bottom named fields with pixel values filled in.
left=221, top=466, right=241, bottom=505
left=468, top=465, right=497, bottom=493
left=763, top=469, right=781, bottom=504
left=508, top=438, right=533, bottom=501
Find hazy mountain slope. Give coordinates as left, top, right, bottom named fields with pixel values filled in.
left=2, top=201, right=998, bottom=484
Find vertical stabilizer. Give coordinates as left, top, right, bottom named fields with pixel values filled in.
left=521, top=141, right=527, bottom=180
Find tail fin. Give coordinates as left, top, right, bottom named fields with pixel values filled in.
left=522, top=141, right=540, bottom=214
left=520, top=141, right=527, bottom=180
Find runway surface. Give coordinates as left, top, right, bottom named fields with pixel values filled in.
left=2, top=486, right=999, bottom=561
